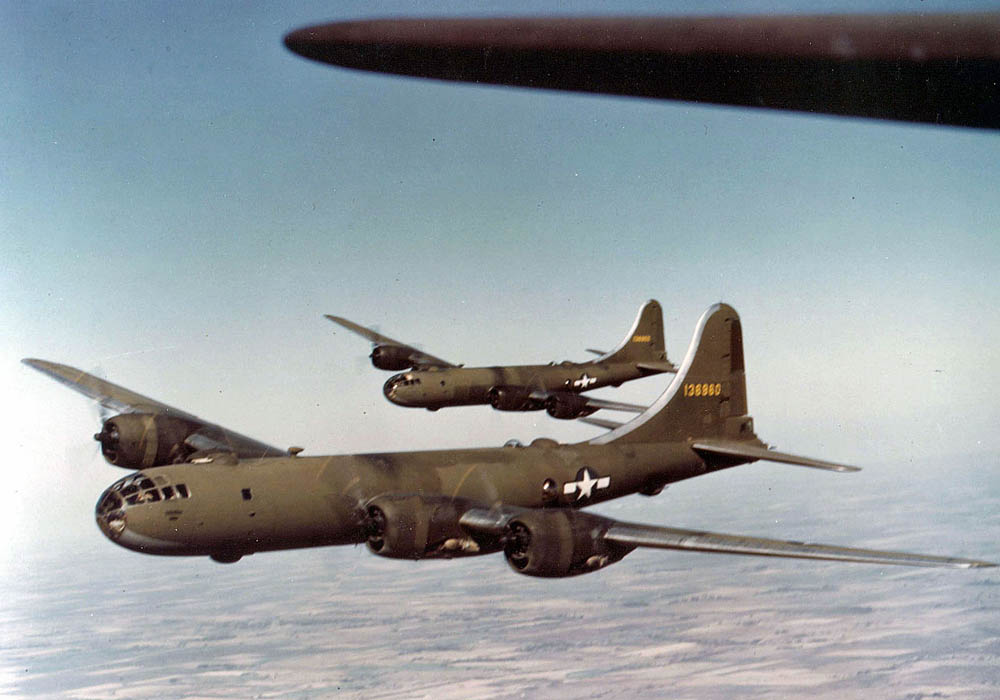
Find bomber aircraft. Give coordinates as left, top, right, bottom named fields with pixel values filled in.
left=24, top=304, right=995, bottom=574
left=326, top=299, right=675, bottom=419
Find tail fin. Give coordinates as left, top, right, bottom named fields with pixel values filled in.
left=596, top=300, right=669, bottom=369
left=592, top=303, right=753, bottom=445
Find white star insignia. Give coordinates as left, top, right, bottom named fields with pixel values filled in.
left=562, top=467, right=611, bottom=500
left=573, top=373, right=596, bottom=388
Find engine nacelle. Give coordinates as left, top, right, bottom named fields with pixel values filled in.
left=503, top=509, right=633, bottom=577
left=488, top=386, right=541, bottom=411
left=94, top=413, right=198, bottom=469
left=364, top=494, right=491, bottom=559
left=545, top=392, right=596, bottom=419
left=370, top=345, right=415, bottom=371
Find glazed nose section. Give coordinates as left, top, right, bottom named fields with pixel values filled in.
left=94, top=482, right=184, bottom=554
left=95, top=486, right=127, bottom=542
left=384, top=374, right=403, bottom=401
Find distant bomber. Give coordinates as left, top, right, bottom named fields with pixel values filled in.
left=326, top=300, right=676, bottom=419
left=24, top=304, right=995, bottom=574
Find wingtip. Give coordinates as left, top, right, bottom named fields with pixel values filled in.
left=966, top=560, right=998, bottom=568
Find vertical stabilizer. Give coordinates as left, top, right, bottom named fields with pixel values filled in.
left=592, top=303, right=753, bottom=445
left=596, top=299, right=668, bottom=367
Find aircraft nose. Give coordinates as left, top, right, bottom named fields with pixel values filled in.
left=384, top=375, right=402, bottom=401
left=94, top=483, right=187, bottom=554
left=95, top=486, right=127, bottom=541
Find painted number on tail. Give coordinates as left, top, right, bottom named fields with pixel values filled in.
left=683, top=383, right=722, bottom=397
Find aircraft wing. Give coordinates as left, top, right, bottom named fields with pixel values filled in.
left=324, top=315, right=456, bottom=368
left=22, top=358, right=288, bottom=458
left=577, top=416, right=625, bottom=430
left=528, top=389, right=646, bottom=414
left=459, top=506, right=995, bottom=569
left=582, top=396, right=647, bottom=413
left=604, top=521, right=995, bottom=568
left=285, top=14, right=1000, bottom=130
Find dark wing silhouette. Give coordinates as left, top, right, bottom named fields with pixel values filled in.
left=286, top=13, right=1000, bottom=130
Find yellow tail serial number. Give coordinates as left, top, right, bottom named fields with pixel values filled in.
left=683, top=382, right=722, bottom=397
left=632, top=335, right=652, bottom=343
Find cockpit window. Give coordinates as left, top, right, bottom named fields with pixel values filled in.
left=96, top=491, right=123, bottom=516
left=105, top=474, right=191, bottom=511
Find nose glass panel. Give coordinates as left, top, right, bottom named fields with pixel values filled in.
left=95, top=485, right=127, bottom=541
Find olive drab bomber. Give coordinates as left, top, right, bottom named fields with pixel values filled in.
left=327, top=300, right=676, bottom=420
left=24, top=303, right=996, bottom=575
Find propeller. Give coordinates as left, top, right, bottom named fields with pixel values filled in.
left=93, top=420, right=119, bottom=448
left=503, top=521, right=532, bottom=569
left=364, top=503, right=388, bottom=552
left=86, top=364, right=119, bottom=457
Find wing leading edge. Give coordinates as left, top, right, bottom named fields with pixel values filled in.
left=22, top=358, right=288, bottom=459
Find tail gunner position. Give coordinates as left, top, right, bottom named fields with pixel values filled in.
left=24, top=304, right=995, bottom=575
left=326, top=300, right=676, bottom=420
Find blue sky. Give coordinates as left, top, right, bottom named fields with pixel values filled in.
left=2, top=1, right=999, bottom=559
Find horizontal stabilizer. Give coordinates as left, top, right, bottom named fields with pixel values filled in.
left=585, top=348, right=607, bottom=356
left=693, top=439, right=860, bottom=472
left=605, top=522, right=996, bottom=568
left=636, top=360, right=677, bottom=373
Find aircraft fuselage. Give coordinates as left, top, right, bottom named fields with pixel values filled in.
left=95, top=440, right=708, bottom=560
left=384, top=361, right=654, bottom=410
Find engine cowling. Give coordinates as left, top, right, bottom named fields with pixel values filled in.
left=488, top=386, right=541, bottom=411
left=94, top=413, right=198, bottom=469
left=370, top=345, right=415, bottom=371
left=545, top=392, right=596, bottom=419
left=503, top=509, right=633, bottom=577
left=364, top=495, right=492, bottom=559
